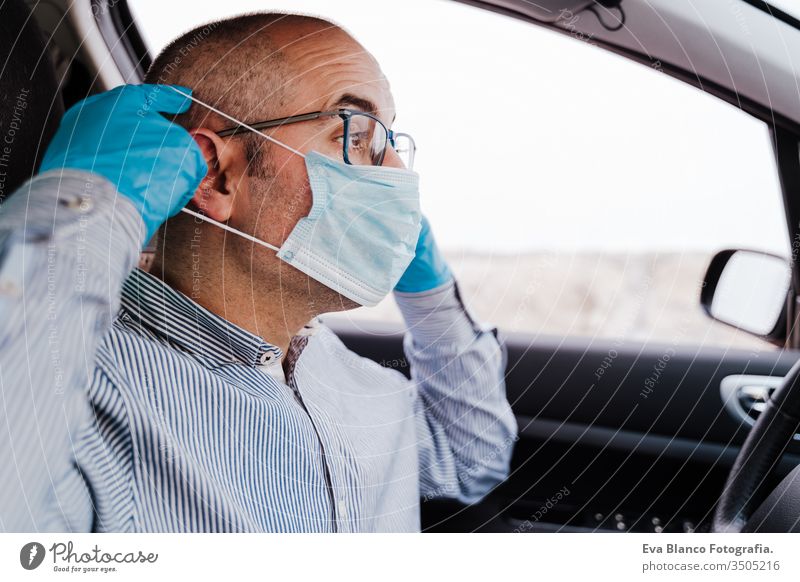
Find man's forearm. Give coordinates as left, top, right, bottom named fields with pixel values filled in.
left=0, top=170, right=142, bottom=531
left=396, top=280, right=517, bottom=504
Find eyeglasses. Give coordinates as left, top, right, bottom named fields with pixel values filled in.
left=215, top=108, right=416, bottom=170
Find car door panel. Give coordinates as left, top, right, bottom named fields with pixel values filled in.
left=328, top=320, right=800, bottom=532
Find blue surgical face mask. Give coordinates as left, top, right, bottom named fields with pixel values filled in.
left=168, top=87, right=422, bottom=307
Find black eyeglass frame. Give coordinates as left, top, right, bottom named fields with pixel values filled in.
left=215, top=108, right=415, bottom=168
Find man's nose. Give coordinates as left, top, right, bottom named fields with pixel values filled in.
left=381, top=145, right=405, bottom=169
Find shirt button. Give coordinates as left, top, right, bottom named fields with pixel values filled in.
left=59, top=194, right=93, bottom=212
left=259, top=353, right=272, bottom=364
left=338, top=497, right=348, bottom=517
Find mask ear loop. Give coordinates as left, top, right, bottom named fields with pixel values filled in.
left=165, top=85, right=303, bottom=252
left=167, top=86, right=306, bottom=157
left=179, top=207, right=280, bottom=252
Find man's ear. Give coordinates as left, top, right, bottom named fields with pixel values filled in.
left=187, top=128, right=237, bottom=222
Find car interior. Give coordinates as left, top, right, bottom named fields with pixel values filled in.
left=4, top=0, right=800, bottom=532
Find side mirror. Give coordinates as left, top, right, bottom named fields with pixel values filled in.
left=701, top=249, right=792, bottom=340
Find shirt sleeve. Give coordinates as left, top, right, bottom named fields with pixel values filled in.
left=395, top=280, right=518, bottom=505
left=0, top=170, right=143, bottom=531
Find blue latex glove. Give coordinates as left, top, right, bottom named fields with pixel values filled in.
left=40, top=84, right=207, bottom=244
left=395, top=215, right=453, bottom=293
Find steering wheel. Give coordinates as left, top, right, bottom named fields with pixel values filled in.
left=713, top=359, right=800, bottom=532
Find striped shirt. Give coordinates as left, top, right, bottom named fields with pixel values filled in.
left=0, top=170, right=516, bottom=532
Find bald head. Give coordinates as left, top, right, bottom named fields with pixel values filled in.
left=145, top=14, right=368, bottom=133
left=143, top=12, right=393, bottom=182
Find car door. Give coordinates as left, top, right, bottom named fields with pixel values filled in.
left=333, top=322, right=800, bottom=532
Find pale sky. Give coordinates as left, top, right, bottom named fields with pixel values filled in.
left=129, top=0, right=791, bottom=256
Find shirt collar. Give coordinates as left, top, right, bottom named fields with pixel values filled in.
left=119, top=268, right=283, bottom=368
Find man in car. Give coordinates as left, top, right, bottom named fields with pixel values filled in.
left=0, top=13, right=516, bottom=532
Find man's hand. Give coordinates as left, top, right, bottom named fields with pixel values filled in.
left=395, top=215, right=452, bottom=293
left=39, top=84, right=207, bottom=244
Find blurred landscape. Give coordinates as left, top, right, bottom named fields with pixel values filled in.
left=330, top=251, right=770, bottom=351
